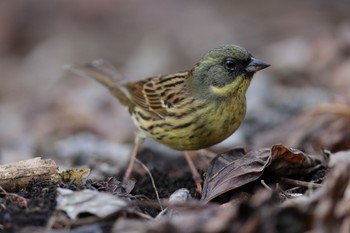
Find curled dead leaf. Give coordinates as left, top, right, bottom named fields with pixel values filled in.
left=105, top=177, right=136, bottom=196
left=268, top=144, right=328, bottom=175
left=202, top=145, right=327, bottom=203
left=201, top=147, right=271, bottom=202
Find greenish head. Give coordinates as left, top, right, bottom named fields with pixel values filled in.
left=191, top=44, right=269, bottom=99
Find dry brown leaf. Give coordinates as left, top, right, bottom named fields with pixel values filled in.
left=268, top=144, right=328, bottom=175
left=105, top=177, right=136, bottom=196
left=201, top=147, right=271, bottom=202
left=202, top=145, right=327, bottom=203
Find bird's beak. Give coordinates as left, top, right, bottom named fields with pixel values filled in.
left=245, top=57, right=270, bottom=72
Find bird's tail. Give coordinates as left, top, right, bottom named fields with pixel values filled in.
left=65, top=60, right=131, bottom=106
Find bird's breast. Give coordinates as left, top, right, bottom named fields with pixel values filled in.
left=131, top=97, right=246, bottom=151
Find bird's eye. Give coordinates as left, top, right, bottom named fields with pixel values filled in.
left=224, top=58, right=236, bottom=71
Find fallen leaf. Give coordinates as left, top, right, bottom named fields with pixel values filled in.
left=201, top=147, right=271, bottom=202
left=56, top=188, right=127, bottom=219
left=202, top=145, right=327, bottom=203
left=105, top=177, right=136, bottom=196
left=268, top=144, right=328, bottom=175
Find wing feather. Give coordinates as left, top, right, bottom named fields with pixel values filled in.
left=124, top=72, right=190, bottom=117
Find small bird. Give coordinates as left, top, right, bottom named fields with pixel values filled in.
left=68, top=44, right=269, bottom=193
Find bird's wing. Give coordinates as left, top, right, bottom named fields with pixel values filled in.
left=124, top=72, right=190, bottom=118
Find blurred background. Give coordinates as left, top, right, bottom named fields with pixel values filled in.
left=1, top=0, right=350, bottom=175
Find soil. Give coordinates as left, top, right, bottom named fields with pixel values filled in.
left=0, top=180, right=57, bottom=232
left=0, top=151, right=200, bottom=233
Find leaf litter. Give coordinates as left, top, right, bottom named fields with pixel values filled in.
left=201, top=144, right=328, bottom=202
left=2, top=143, right=350, bottom=233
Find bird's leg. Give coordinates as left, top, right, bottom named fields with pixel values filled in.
left=184, top=151, right=202, bottom=194
left=123, top=133, right=145, bottom=183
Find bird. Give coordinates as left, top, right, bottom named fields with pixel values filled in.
left=67, top=44, right=269, bottom=193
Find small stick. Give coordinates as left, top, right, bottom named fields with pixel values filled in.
left=135, top=158, right=163, bottom=211
left=0, top=186, right=28, bottom=207
left=260, top=180, right=273, bottom=192
left=279, top=177, right=322, bottom=189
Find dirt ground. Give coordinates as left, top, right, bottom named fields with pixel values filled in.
left=0, top=156, right=198, bottom=232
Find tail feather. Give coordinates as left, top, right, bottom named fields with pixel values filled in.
left=65, top=60, right=132, bottom=107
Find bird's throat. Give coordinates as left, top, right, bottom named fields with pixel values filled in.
left=210, top=76, right=250, bottom=98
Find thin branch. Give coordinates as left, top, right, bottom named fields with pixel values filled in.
left=279, top=177, right=322, bottom=189
left=260, top=180, right=273, bottom=192
left=135, top=158, right=163, bottom=211
left=0, top=185, right=28, bottom=208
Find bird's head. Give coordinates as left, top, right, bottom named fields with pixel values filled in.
left=191, top=44, right=269, bottom=99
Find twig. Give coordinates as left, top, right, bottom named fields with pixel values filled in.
left=260, top=180, right=273, bottom=192
left=279, top=177, right=322, bottom=189
left=0, top=186, right=7, bottom=194
left=135, top=158, right=163, bottom=211
left=0, top=186, right=28, bottom=208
